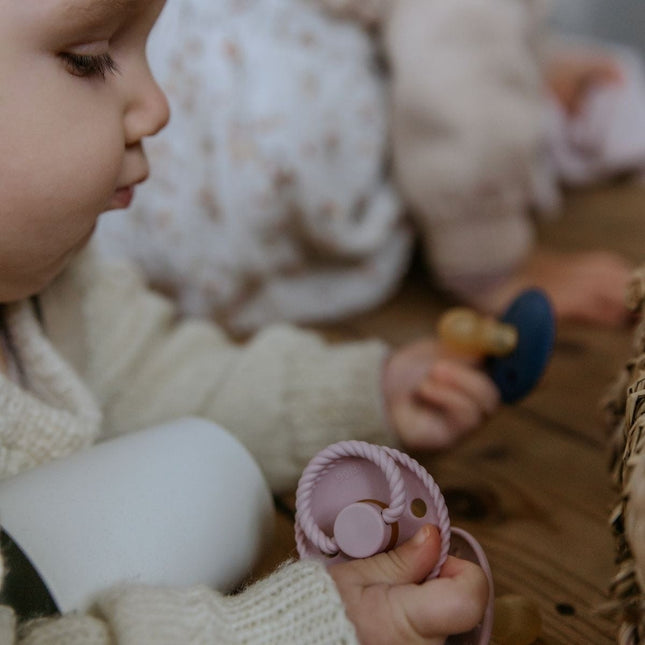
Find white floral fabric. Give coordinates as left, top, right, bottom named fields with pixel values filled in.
left=96, top=0, right=411, bottom=333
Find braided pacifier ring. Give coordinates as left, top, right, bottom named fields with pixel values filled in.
left=381, top=446, right=451, bottom=579
left=295, top=441, right=407, bottom=556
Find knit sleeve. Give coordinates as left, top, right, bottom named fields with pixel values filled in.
left=42, top=249, right=395, bottom=493
left=14, top=560, right=358, bottom=645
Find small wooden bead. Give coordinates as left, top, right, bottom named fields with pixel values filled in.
left=492, top=594, right=542, bottom=645
left=438, top=308, right=518, bottom=357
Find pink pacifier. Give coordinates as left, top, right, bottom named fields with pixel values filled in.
left=295, top=441, right=494, bottom=644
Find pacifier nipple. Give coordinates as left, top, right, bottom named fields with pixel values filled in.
left=438, top=308, right=518, bottom=357
left=333, top=502, right=392, bottom=559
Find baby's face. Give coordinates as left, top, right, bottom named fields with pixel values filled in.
left=0, top=0, right=170, bottom=302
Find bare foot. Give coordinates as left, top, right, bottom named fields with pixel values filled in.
left=545, top=49, right=623, bottom=116
left=470, top=249, right=633, bottom=327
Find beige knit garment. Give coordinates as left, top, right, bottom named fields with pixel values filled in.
left=0, top=302, right=101, bottom=479
left=385, top=0, right=546, bottom=299
left=0, top=243, right=397, bottom=642
left=38, top=243, right=393, bottom=490
left=4, top=561, right=358, bottom=644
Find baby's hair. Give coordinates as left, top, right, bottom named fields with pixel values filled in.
left=0, top=303, right=31, bottom=387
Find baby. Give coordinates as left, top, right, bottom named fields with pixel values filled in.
left=95, top=0, right=635, bottom=333
left=0, top=0, right=498, bottom=641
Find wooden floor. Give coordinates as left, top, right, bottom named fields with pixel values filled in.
left=256, top=179, right=645, bottom=644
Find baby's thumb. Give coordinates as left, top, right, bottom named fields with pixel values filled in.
left=351, top=525, right=442, bottom=586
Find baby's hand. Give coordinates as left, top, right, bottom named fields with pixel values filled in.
left=329, top=524, right=489, bottom=644
left=382, top=340, right=499, bottom=450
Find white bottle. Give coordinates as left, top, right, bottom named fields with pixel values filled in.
left=0, top=417, right=274, bottom=615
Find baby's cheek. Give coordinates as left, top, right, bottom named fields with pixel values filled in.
left=85, top=152, right=124, bottom=215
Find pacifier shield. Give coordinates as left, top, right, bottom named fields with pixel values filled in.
left=295, top=444, right=451, bottom=576
left=486, top=288, right=555, bottom=403
left=294, top=442, right=494, bottom=645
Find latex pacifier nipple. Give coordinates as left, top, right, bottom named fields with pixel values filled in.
left=439, top=289, right=556, bottom=404
left=439, top=308, right=518, bottom=357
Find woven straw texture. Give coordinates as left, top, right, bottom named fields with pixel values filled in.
left=604, top=266, right=645, bottom=644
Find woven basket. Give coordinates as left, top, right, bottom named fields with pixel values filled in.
left=604, top=266, right=645, bottom=644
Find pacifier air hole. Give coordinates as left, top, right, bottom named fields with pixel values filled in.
left=411, top=497, right=427, bottom=518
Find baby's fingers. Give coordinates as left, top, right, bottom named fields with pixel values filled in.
left=415, top=382, right=485, bottom=439
left=331, top=525, right=443, bottom=589
left=393, top=555, right=489, bottom=638
left=418, top=360, right=499, bottom=417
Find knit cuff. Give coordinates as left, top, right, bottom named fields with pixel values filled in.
left=0, top=606, right=16, bottom=645
left=93, top=560, right=358, bottom=645
left=17, top=613, right=111, bottom=645
left=224, top=559, right=359, bottom=644
left=283, top=334, right=397, bottom=467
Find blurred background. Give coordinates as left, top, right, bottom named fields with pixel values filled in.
left=552, top=0, right=645, bottom=54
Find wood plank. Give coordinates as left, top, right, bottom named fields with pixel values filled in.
left=521, top=321, right=632, bottom=444
left=536, top=181, right=645, bottom=264
left=415, top=408, right=616, bottom=644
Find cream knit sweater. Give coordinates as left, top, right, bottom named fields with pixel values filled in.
left=0, top=244, right=396, bottom=643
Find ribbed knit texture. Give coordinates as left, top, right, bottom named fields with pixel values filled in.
left=0, top=605, right=16, bottom=645
left=0, top=303, right=101, bottom=479
left=18, top=615, right=111, bottom=645
left=12, top=561, right=357, bottom=644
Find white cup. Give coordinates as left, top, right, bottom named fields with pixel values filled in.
left=0, top=417, right=274, bottom=614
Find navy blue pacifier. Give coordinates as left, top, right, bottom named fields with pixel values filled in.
left=438, top=289, right=555, bottom=403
